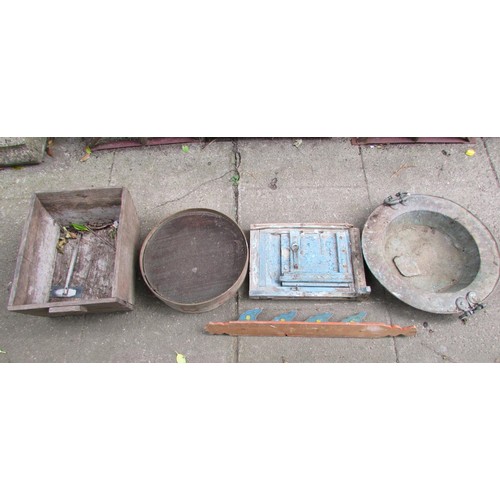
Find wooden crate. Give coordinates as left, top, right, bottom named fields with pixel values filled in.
left=8, top=187, right=140, bottom=317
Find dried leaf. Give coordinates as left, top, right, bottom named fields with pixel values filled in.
left=182, top=145, right=190, bottom=153
left=46, top=138, right=54, bottom=157
left=0, top=349, right=6, bottom=354
left=80, top=146, right=92, bottom=162
left=176, top=352, right=187, bottom=363
left=11, top=166, right=24, bottom=170
left=62, top=227, right=77, bottom=239
left=56, top=238, right=67, bottom=254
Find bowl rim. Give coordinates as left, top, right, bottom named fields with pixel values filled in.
left=362, top=194, right=500, bottom=314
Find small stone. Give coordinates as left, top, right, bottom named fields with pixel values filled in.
left=0, top=137, right=26, bottom=148
left=0, top=137, right=46, bottom=166
left=423, top=321, right=429, bottom=328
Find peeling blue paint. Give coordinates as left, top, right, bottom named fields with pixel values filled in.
left=341, top=312, right=367, bottom=323
left=305, top=313, right=334, bottom=323
left=239, top=308, right=263, bottom=321
left=272, top=311, right=297, bottom=322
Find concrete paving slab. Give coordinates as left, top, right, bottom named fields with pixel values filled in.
left=0, top=310, right=87, bottom=363
left=239, top=137, right=366, bottom=187
left=359, top=140, right=500, bottom=241
left=0, top=138, right=114, bottom=265
left=0, top=197, right=41, bottom=270
left=389, top=284, right=500, bottom=363
left=238, top=138, right=371, bottom=229
left=238, top=334, right=397, bottom=363
left=483, top=137, right=500, bottom=184
left=0, top=138, right=114, bottom=200
left=67, top=283, right=237, bottom=363
left=0, top=291, right=236, bottom=363
left=239, top=185, right=371, bottom=230
left=108, top=140, right=237, bottom=239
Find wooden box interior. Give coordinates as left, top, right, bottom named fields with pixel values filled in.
left=8, top=188, right=139, bottom=316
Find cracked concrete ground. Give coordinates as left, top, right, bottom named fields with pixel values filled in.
left=1, top=137, right=499, bottom=362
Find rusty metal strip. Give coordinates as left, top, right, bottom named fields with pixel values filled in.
left=204, top=321, right=417, bottom=338
left=88, top=138, right=200, bottom=151
left=351, top=137, right=475, bottom=145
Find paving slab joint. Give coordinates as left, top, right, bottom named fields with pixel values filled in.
left=358, top=146, right=374, bottom=207
left=384, top=290, right=400, bottom=362
left=420, top=342, right=457, bottom=363
left=231, top=139, right=241, bottom=362
left=231, top=139, right=241, bottom=224
left=481, top=138, right=500, bottom=188
left=107, top=151, right=116, bottom=186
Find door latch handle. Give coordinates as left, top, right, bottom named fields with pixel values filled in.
left=291, top=243, right=299, bottom=269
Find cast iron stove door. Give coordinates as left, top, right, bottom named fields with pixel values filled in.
left=249, top=224, right=370, bottom=299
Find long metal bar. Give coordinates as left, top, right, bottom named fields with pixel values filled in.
left=352, top=137, right=475, bottom=145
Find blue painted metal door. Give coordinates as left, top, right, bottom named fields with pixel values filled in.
left=249, top=224, right=369, bottom=299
